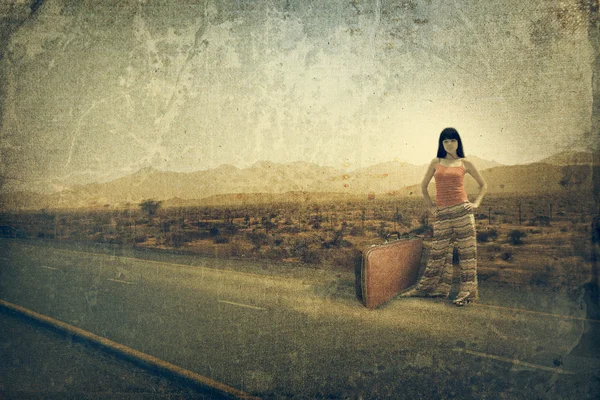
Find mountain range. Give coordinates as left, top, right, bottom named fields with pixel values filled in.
left=0, top=151, right=595, bottom=210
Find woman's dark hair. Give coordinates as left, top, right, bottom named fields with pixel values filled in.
left=436, top=127, right=465, bottom=158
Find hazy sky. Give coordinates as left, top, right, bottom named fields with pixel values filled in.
left=0, top=0, right=594, bottom=192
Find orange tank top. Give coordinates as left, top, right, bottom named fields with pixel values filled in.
left=434, top=158, right=468, bottom=207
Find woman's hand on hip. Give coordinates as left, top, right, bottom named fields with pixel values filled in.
left=465, top=202, right=478, bottom=212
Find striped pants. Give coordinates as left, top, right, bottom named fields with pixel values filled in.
left=414, top=202, right=478, bottom=298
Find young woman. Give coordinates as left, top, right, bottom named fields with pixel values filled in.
left=402, top=128, right=488, bottom=306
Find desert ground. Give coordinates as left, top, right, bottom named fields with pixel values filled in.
left=1, top=189, right=595, bottom=293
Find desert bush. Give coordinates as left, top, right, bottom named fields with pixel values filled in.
left=349, top=225, right=363, bottom=236
left=166, top=232, right=192, bottom=248
left=264, top=247, right=289, bottom=260
left=247, top=231, right=270, bottom=250
left=106, top=235, right=123, bottom=245
left=477, top=231, right=491, bottom=243
left=488, top=243, right=502, bottom=253
left=502, top=251, right=513, bottom=261
left=89, top=223, right=104, bottom=234
left=289, top=235, right=323, bottom=263
left=139, top=199, right=162, bottom=217
left=89, top=232, right=106, bottom=242
left=365, top=223, right=377, bottom=232
left=182, top=230, right=210, bottom=240
left=283, top=217, right=293, bottom=225
left=160, top=220, right=175, bottom=233
left=531, top=215, right=551, bottom=226
left=300, top=248, right=322, bottom=264
left=137, top=218, right=150, bottom=226
left=323, top=230, right=352, bottom=248
left=214, top=235, right=229, bottom=244
left=134, top=234, right=148, bottom=243
left=36, top=231, right=54, bottom=239
left=279, top=226, right=301, bottom=234
left=507, top=230, right=526, bottom=245
left=264, top=221, right=277, bottom=233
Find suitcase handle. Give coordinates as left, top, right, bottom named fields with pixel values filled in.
left=383, top=232, right=424, bottom=243
left=385, top=232, right=401, bottom=241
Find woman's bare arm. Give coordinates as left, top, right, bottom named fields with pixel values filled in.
left=421, top=158, right=437, bottom=209
left=464, top=158, right=488, bottom=208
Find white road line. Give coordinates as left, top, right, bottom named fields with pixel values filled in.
left=107, top=278, right=135, bottom=285
left=40, top=265, right=59, bottom=271
left=474, top=303, right=600, bottom=324
left=217, top=300, right=267, bottom=311
left=453, top=348, right=575, bottom=375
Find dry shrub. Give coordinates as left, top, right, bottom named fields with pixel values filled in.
left=300, top=248, right=322, bottom=264
left=214, top=235, right=229, bottom=244
left=263, top=247, right=290, bottom=261
left=508, top=230, right=526, bottom=245
left=502, top=251, right=513, bottom=261
left=477, top=231, right=491, bottom=243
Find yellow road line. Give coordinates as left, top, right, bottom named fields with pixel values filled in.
left=0, top=299, right=261, bottom=400
left=453, top=348, right=576, bottom=375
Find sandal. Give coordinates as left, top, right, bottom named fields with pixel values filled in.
left=453, top=292, right=477, bottom=307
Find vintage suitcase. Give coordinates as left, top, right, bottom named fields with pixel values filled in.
left=360, top=235, right=424, bottom=309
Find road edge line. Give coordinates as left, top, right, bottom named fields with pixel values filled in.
left=452, top=348, right=576, bottom=375
left=0, top=299, right=261, bottom=400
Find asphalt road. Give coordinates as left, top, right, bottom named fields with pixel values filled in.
left=1, top=238, right=599, bottom=399
left=0, top=308, right=222, bottom=399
